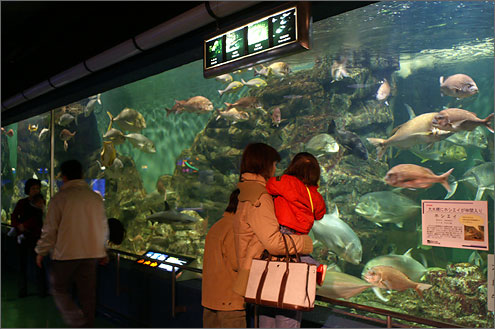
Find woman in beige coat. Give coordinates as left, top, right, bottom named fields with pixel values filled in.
left=233, top=143, right=313, bottom=328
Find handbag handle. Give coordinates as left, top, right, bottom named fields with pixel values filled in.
left=285, top=234, right=301, bottom=263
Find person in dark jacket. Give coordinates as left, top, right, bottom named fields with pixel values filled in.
left=10, top=178, right=47, bottom=297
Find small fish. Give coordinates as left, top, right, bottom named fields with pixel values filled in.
left=330, top=59, right=349, bottom=82
left=439, top=74, right=478, bottom=99
left=445, top=128, right=488, bottom=149
left=165, top=96, right=214, bottom=116
left=1, top=127, right=14, bottom=137
left=253, top=64, right=271, bottom=77
left=432, top=108, right=494, bottom=133
left=59, top=129, right=76, bottom=152
left=215, top=74, right=233, bottom=84
left=376, top=78, right=391, bottom=105
left=225, top=97, right=262, bottom=111
left=218, top=81, right=244, bottom=96
left=241, top=78, right=267, bottom=88
left=38, top=128, right=49, bottom=141
left=347, top=83, right=379, bottom=89
left=107, top=108, right=146, bottom=132
left=317, top=272, right=372, bottom=300
left=28, top=124, right=39, bottom=132
left=305, top=133, right=339, bottom=155
left=111, top=157, right=124, bottom=169
left=355, top=191, right=420, bottom=228
left=384, top=164, right=453, bottom=192
left=271, top=107, right=281, bottom=127
left=215, top=108, right=250, bottom=123
left=84, top=93, right=101, bottom=117
left=268, top=62, right=291, bottom=77
left=283, top=95, right=304, bottom=99
left=103, top=128, right=126, bottom=145
left=328, top=120, right=368, bottom=160
left=125, top=133, right=156, bottom=153
left=100, top=141, right=117, bottom=167
left=58, top=113, right=77, bottom=127
left=363, top=265, right=432, bottom=299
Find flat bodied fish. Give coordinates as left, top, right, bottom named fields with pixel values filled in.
left=305, top=133, right=340, bottom=156
left=328, top=120, right=368, bottom=160
left=432, top=108, right=494, bottom=133
left=107, top=108, right=146, bottom=132
left=218, top=81, right=244, bottom=96
left=146, top=201, right=198, bottom=224
left=125, top=133, right=156, bottom=153
left=355, top=191, right=420, bottom=228
left=317, top=271, right=372, bottom=300
left=439, top=74, right=478, bottom=99
left=384, top=164, right=453, bottom=192
left=448, top=162, right=494, bottom=201
left=310, top=206, right=362, bottom=265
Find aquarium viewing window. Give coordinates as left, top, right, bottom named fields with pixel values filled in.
left=203, top=1, right=310, bottom=78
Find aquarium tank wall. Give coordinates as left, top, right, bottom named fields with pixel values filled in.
left=1, top=1, right=493, bottom=327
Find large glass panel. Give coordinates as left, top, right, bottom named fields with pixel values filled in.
left=1, top=112, right=51, bottom=224
left=5, top=1, right=493, bottom=327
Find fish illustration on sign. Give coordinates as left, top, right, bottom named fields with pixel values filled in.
left=310, top=206, right=362, bottom=265
left=439, top=74, right=478, bottom=99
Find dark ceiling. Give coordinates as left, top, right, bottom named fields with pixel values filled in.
left=1, top=1, right=203, bottom=102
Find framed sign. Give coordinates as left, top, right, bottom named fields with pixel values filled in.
left=203, top=2, right=311, bottom=78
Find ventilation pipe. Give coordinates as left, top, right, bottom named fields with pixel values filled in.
left=2, top=1, right=260, bottom=111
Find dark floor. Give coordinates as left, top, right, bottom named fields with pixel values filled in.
left=1, top=269, right=116, bottom=328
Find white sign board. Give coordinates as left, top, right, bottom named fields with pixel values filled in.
left=421, top=200, right=488, bottom=250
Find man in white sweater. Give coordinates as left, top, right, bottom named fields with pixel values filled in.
left=35, top=159, right=108, bottom=327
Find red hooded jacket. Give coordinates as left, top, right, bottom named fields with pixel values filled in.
left=266, top=175, right=326, bottom=234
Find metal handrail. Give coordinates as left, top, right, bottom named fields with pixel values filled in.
left=0, top=225, right=472, bottom=328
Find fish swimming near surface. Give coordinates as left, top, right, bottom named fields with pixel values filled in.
left=317, top=271, right=372, bottom=300
left=362, top=248, right=428, bottom=283
left=218, top=81, right=244, bottom=96
left=103, top=128, right=126, bottom=145
left=100, top=141, right=117, bottom=167
left=59, top=129, right=76, bottom=152
left=311, top=206, right=362, bottom=265
left=445, top=127, right=488, bottom=149
left=355, top=191, right=420, bottom=228
left=327, top=120, right=368, bottom=160
left=305, top=133, right=340, bottom=156
left=125, top=133, right=156, bottom=153
left=107, top=108, right=146, bottom=132
left=431, top=108, right=494, bottom=133
left=84, top=93, right=101, bottom=117
left=215, top=73, right=233, bottom=84
left=367, top=104, right=454, bottom=160
left=384, top=164, right=453, bottom=192
left=146, top=201, right=198, bottom=224
left=408, top=142, right=467, bottom=164
left=363, top=265, right=432, bottom=301
left=271, top=107, right=282, bottom=127
left=330, top=59, right=350, bottom=82
left=38, top=128, right=49, bottom=141
left=439, top=73, right=478, bottom=99
left=28, top=124, right=38, bottom=133
left=376, top=78, right=391, bottom=105
left=165, top=96, right=214, bottom=116
left=225, top=97, right=262, bottom=111
left=241, top=78, right=267, bottom=88
left=447, top=162, right=494, bottom=201
left=215, top=108, right=250, bottom=123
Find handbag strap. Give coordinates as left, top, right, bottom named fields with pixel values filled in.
left=286, top=234, right=301, bottom=263
left=306, top=186, right=317, bottom=221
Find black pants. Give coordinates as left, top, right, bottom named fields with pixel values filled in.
left=18, top=237, right=47, bottom=296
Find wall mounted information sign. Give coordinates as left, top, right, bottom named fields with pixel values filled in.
left=421, top=200, right=488, bottom=250
left=204, top=2, right=310, bottom=78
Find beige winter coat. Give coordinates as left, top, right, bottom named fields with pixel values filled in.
left=232, top=173, right=313, bottom=296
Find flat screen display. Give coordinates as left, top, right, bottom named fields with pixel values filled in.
left=205, top=36, right=223, bottom=68
left=247, top=18, right=270, bottom=54
left=225, top=27, right=245, bottom=61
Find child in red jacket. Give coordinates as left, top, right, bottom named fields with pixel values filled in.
left=266, top=152, right=327, bottom=285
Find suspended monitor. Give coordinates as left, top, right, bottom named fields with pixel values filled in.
left=204, top=2, right=311, bottom=78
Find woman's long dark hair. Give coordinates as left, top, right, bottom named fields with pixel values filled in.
left=239, top=143, right=281, bottom=181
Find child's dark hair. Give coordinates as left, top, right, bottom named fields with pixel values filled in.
left=225, top=189, right=240, bottom=214
left=284, top=152, right=321, bottom=186
left=240, top=143, right=281, bottom=181
left=108, top=218, right=126, bottom=245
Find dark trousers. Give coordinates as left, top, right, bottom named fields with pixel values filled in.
left=18, top=238, right=47, bottom=296
left=50, top=258, right=98, bottom=328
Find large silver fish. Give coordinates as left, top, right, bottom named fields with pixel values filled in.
left=361, top=248, right=427, bottom=282
left=445, top=127, right=488, bottom=149
left=355, top=191, right=420, bottom=228
left=103, top=128, right=126, bottom=145
left=107, top=108, right=146, bottom=132
left=310, top=206, right=362, bottom=265
left=317, top=271, right=372, bottom=300
left=305, top=133, right=340, bottom=156
left=408, top=142, right=467, bottom=164
left=448, top=162, right=494, bottom=201
left=125, top=133, right=156, bottom=153
left=146, top=202, right=198, bottom=224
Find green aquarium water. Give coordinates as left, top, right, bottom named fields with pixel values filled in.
left=1, top=1, right=494, bottom=327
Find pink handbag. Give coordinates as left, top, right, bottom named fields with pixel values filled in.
left=244, top=234, right=316, bottom=311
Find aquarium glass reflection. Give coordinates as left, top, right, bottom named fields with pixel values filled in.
left=1, top=1, right=494, bottom=327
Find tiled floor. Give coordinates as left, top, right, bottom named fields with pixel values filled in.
left=1, top=269, right=116, bottom=328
